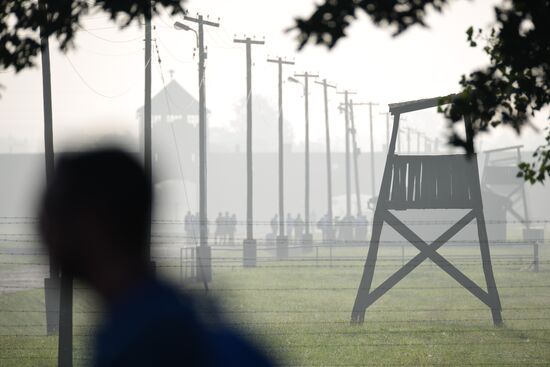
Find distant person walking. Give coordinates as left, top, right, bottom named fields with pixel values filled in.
left=229, top=214, right=237, bottom=245
left=38, top=148, right=272, bottom=367
left=294, top=214, right=305, bottom=241
left=335, top=216, right=343, bottom=242
left=341, top=215, right=355, bottom=243
left=214, top=212, right=223, bottom=244
left=222, top=212, right=231, bottom=244
left=317, top=214, right=329, bottom=242
left=286, top=213, right=294, bottom=240
left=270, top=214, right=278, bottom=238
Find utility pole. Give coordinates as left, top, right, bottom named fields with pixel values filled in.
left=144, top=11, right=153, bottom=277
left=180, top=13, right=219, bottom=281
left=351, top=102, right=379, bottom=202
left=292, top=72, right=318, bottom=245
left=315, top=79, right=336, bottom=241
left=396, top=117, right=407, bottom=154
left=267, top=56, right=294, bottom=259
left=397, top=129, right=402, bottom=153
left=234, top=36, right=264, bottom=267
left=40, top=7, right=58, bottom=337
left=348, top=101, right=362, bottom=216
left=380, top=112, right=391, bottom=152
left=366, top=103, right=378, bottom=200
left=39, top=7, right=72, bottom=366
left=336, top=90, right=356, bottom=219
left=144, top=18, right=152, bottom=182
left=425, top=136, right=432, bottom=153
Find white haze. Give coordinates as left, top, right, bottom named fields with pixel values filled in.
left=0, top=0, right=547, bottom=154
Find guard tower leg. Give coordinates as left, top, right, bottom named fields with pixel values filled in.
left=351, top=209, right=384, bottom=324
left=475, top=208, right=503, bottom=325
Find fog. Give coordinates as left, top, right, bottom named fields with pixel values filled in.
left=0, top=1, right=549, bottom=366
left=1, top=0, right=549, bottom=223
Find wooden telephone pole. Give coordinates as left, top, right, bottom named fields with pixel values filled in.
left=144, top=17, right=152, bottom=181
left=234, top=36, right=264, bottom=267
left=415, top=130, right=422, bottom=153
left=350, top=102, right=378, bottom=200
left=292, top=72, right=318, bottom=243
left=39, top=6, right=73, bottom=365
left=336, top=90, right=356, bottom=218
left=405, top=127, right=412, bottom=154
left=315, top=79, right=336, bottom=241
left=180, top=13, right=219, bottom=281
left=267, top=56, right=294, bottom=259
left=380, top=112, right=391, bottom=152
left=348, top=101, right=362, bottom=216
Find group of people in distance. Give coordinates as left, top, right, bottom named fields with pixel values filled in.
left=184, top=211, right=201, bottom=239
left=184, top=211, right=238, bottom=245
left=185, top=210, right=369, bottom=244
left=316, top=213, right=369, bottom=243
left=214, top=212, right=238, bottom=245
left=269, top=213, right=306, bottom=240
left=269, top=213, right=369, bottom=242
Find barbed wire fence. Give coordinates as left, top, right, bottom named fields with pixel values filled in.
left=0, top=216, right=548, bottom=366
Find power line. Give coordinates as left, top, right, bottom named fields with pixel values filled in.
left=63, top=54, right=144, bottom=98
left=77, top=25, right=142, bottom=43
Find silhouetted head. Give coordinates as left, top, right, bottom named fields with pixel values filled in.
left=39, top=148, right=152, bottom=285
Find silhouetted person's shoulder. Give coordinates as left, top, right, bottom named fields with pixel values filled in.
left=38, top=148, right=273, bottom=367
left=94, top=279, right=272, bottom=367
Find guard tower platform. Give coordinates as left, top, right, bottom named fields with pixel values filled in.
left=351, top=95, right=503, bottom=326
left=481, top=145, right=530, bottom=239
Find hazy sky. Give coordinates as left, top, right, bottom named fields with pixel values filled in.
left=0, top=0, right=547, bottom=153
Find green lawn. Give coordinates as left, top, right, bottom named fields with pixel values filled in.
left=1, top=243, right=549, bottom=366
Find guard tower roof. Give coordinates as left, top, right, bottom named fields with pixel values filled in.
left=389, top=94, right=456, bottom=115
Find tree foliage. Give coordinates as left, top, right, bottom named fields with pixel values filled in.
left=293, top=0, right=549, bottom=183
left=0, top=1, right=185, bottom=72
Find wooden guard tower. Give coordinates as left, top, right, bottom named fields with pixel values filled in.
left=351, top=96, right=503, bottom=325
left=481, top=145, right=530, bottom=232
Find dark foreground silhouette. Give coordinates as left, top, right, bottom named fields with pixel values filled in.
left=39, top=148, right=272, bottom=367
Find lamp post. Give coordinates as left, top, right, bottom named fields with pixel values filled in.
left=267, top=57, right=294, bottom=259
left=288, top=73, right=317, bottom=247
left=234, top=36, right=265, bottom=267
left=174, top=16, right=219, bottom=282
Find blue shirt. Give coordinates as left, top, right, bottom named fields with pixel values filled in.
left=94, top=279, right=273, bottom=367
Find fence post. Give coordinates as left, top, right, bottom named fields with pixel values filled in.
left=533, top=241, right=539, bottom=273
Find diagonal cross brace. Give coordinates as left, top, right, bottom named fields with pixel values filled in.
left=352, top=210, right=478, bottom=317
left=504, top=203, right=525, bottom=224
left=384, top=210, right=497, bottom=309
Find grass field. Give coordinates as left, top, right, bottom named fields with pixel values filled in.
left=0, top=242, right=549, bottom=366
